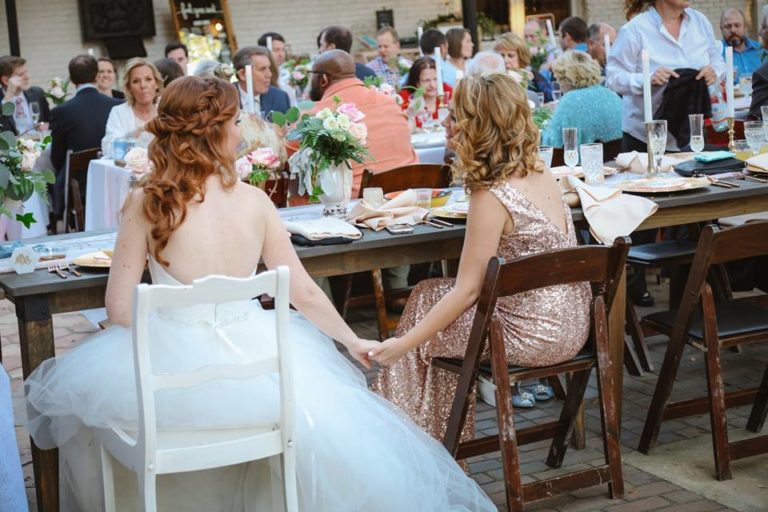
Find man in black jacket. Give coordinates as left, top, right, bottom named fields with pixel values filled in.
left=50, top=54, right=122, bottom=217
left=0, top=55, right=51, bottom=135
left=748, top=61, right=768, bottom=120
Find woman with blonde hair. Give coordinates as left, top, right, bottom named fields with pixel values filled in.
left=493, top=32, right=553, bottom=101
left=372, top=73, right=591, bottom=440
left=541, top=50, right=622, bottom=147
left=26, top=76, right=494, bottom=512
left=101, top=58, right=164, bottom=156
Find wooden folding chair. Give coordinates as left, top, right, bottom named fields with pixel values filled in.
left=434, top=238, right=629, bottom=511
left=638, top=221, right=768, bottom=480
left=64, top=147, right=101, bottom=233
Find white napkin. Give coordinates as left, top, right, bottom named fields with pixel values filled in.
left=283, top=217, right=362, bottom=241
left=564, top=175, right=659, bottom=244
left=746, top=153, right=768, bottom=173
left=615, top=151, right=678, bottom=174
left=346, top=189, right=430, bottom=230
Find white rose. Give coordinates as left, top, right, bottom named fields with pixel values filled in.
left=50, top=86, right=65, bottom=99
left=331, top=129, right=346, bottom=141
left=21, top=152, right=37, bottom=172
left=336, top=113, right=350, bottom=130
left=124, top=147, right=150, bottom=176
left=349, top=122, right=367, bottom=143
left=316, top=108, right=334, bottom=121
left=235, top=157, right=253, bottom=179
left=323, top=117, right=339, bottom=131
left=528, top=100, right=535, bottom=109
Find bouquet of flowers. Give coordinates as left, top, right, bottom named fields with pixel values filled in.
left=508, top=68, right=534, bottom=90
left=0, top=103, right=56, bottom=227
left=44, top=77, right=69, bottom=106
left=123, top=147, right=152, bottom=178
left=287, top=97, right=369, bottom=201
left=527, top=30, right=557, bottom=73
left=284, top=57, right=311, bottom=92
left=363, top=76, right=403, bottom=106
left=235, top=147, right=282, bottom=187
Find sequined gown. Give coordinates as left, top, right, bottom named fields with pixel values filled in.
left=373, top=180, right=592, bottom=443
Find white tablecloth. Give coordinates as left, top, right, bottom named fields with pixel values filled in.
left=85, top=159, right=132, bottom=232
left=412, top=132, right=446, bottom=165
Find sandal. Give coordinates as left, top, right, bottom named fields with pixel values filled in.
left=511, top=390, right=536, bottom=408
left=525, top=384, right=555, bottom=401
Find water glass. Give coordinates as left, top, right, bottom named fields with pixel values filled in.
left=646, top=120, right=667, bottom=176
left=414, top=188, right=433, bottom=209
left=732, top=139, right=752, bottom=161
left=363, top=187, right=384, bottom=208
left=29, top=101, right=40, bottom=125
left=538, top=146, right=554, bottom=170
left=740, top=76, right=753, bottom=96
left=562, top=127, right=578, bottom=169
left=762, top=105, right=768, bottom=140
left=744, top=121, right=764, bottom=156
left=688, top=114, right=704, bottom=153
left=580, top=143, right=604, bottom=185
left=552, top=90, right=562, bottom=102
left=536, top=92, right=545, bottom=106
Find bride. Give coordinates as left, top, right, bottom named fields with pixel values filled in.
left=25, top=76, right=494, bottom=512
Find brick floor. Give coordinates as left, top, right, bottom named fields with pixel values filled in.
left=4, top=277, right=765, bottom=511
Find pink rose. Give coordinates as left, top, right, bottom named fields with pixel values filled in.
left=349, top=122, right=367, bottom=144
left=248, top=147, right=281, bottom=170
left=337, top=102, right=365, bottom=123
left=235, top=156, right=253, bottom=179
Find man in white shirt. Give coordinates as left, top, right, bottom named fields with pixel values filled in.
left=232, top=46, right=290, bottom=120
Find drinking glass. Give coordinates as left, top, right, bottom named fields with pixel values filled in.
left=363, top=187, right=384, bottom=208
left=579, top=143, right=604, bottom=185
left=744, top=121, right=764, bottom=156
left=536, top=92, right=545, bottom=106
left=646, top=120, right=667, bottom=176
left=29, top=101, right=40, bottom=125
left=414, top=188, right=433, bottom=209
left=762, top=105, right=768, bottom=140
left=688, top=114, right=704, bottom=153
left=732, top=139, right=752, bottom=161
left=437, top=107, right=449, bottom=125
left=739, top=76, right=753, bottom=96
left=562, top=127, right=578, bottom=170
left=538, top=146, right=554, bottom=170
left=552, top=90, right=562, bottom=102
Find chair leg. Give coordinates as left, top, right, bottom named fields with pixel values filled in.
left=281, top=449, right=300, bottom=512
left=746, top=364, right=768, bottom=433
left=625, top=300, right=653, bottom=373
left=370, top=269, right=390, bottom=340
left=489, top=322, right=524, bottom=512
left=593, top=297, right=624, bottom=499
left=138, top=471, right=158, bottom=512
left=546, top=369, right=591, bottom=468
left=623, top=338, right=644, bottom=377
left=99, top=445, right=116, bottom=512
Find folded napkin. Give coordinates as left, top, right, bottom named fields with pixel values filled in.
left=746, top=153, right=768, bottom=173
left=346, top=189, right=430, bottom=230
left=283, top=217, right=362, bottom=241
left=563, top=175, right=659, bottom=244
left=616, top=151, right=678, bottom=174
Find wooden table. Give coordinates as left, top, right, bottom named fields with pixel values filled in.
left=5, top=179, right=768, bottom=511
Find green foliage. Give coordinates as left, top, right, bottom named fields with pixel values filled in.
left=1, top=102, right=14, bottom=117
left=15, top=212, right=35, bottom=229
left=363, top=76, right=383, bottom=88
left=533, top=107, right=553, bottom=130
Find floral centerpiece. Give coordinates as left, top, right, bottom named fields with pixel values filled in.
left=286, top=97, right=369, bottom=216
left=527, top=31, right=557, bottom=73
left=508, top=68, right=534, bottom=90
left=284, top=56, right=312, bottom=98
left=363, top=76, right=403, bottom=106
left=236, top=147, right=282, bottom=187
left=44, top=77, right=69, bottom=107
left=0, top=103, right=56, bottom=227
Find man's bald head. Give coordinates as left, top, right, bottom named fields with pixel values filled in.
left=309, top=49, right=356, bottom=101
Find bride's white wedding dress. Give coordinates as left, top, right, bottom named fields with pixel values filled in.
left=25, top=258, right=495, bottom=511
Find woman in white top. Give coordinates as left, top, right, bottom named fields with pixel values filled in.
left=101, top=58, right=163, bottom=156
left=606, top=0, right=726, bottom=152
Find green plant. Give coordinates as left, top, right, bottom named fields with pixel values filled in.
left=533, top=107, right=553, bottom=131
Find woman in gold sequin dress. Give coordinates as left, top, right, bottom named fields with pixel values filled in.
left=370, top=73, right=592, bottom=443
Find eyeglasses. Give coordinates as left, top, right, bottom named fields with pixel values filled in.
left=307, top=70, right=327, bottom=75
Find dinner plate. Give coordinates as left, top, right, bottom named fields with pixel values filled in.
left=614, top=176, right=710, bottom=194
left=432, top=202, right=469, bottom=219
left=550, top=166, right=618, bottom=179
left=384, top=189, right=451, bottom=207
left=72, top=250, right=113, bottom=268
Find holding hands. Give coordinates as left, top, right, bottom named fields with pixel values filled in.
left=346, top=337, right=382, bottom=369
left=367, top=336, right=412, bottom=366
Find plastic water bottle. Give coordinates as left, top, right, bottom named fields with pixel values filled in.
left=709, top=83, right=729, bottom=132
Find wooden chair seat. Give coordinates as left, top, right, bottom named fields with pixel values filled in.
left=643, top=301, right=768, bottom=341
left=627, top=240, right=698, bottom=266
left=435, top=349, right=596, bottom=380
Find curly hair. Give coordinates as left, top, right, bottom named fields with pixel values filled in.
left=142, top=76, right=240, bottom=266
left=451, top=73, right=543, bottom=192
left=552, top=50, right=602, bottom=90
left=493, top=33, right=531, bottom=68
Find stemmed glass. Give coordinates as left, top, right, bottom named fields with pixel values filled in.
left=29, top=101, right=41, bottom=126
left=646, top=120, right=667, bottom=177
left=562, top=127, right=578, bottom=172
left=688, top=114, right=704, bottom=153
left=744, top=121, right=764, bottom=156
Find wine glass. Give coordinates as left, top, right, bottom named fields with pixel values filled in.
left=562, top=127, right=578, bottom=171
left=30, top=101, right=40, bottom=126
left=646, top=120, right=667, bottom=177
left=688, top=114, right=704, bottom=153
left=744, top=121, right=764, bottom=156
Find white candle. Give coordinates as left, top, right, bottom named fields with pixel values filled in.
left=245, top=64, right=255, bottom=115
left=546, top=19, right=558, bottom=54
left=642, top=49, right=653, bottom=123
left=266, top=36, right=273, bottom=53
left=604, top=33, right=611, bottom=62
left=725, top=46, right=735, bottom=118
left=417, top=26, right=424, bottom=56
left=87, top=48, right=95, bottom=57
left=434, top=47, right=444, bottom=97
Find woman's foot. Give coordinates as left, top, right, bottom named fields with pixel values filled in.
left=512, top=390, right=536, bottom=408
left=524, top=383, right=555, bottom=401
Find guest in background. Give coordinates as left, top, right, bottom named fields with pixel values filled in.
left=1, top=366, right=27, bottom=512
left=494, top=32, right=553, bottom=102
left=164, top=42, right=189, bottom=74
left=367, top=26, right=412, bottom=89
left=399, top=57, right=452, bottom=128
left=96, top=58, right=124, bottom=99
left=444, top=28, right=474, bottom=85
left=541, top=51, right=622, bottom=147
left=587, top=23, right=617, bottom=69
left=420, top=29, right=448, bottom=58
left=0, top=55, right=51, bottom=135
left=258, top=32, right=287, bottom=66
left=50, top=55, right=121, bottom=217
left=101, top=58, right=163, bottom=156
left=153, top=58, right=185, bottom=88
left=232, top=46, right=290, bottom=120
left=720, top=8, right=764, bottom=80
left=258, top=32, right=298, bottom=106
left=469, top=50, right=542, bottom=107
left=558, top=17, right=589, bottom=52
left=372, top=72, right=590, bottom=436
left=318, top=26, right=377, bottom=81
left=524, top=19, right=543, bottom=45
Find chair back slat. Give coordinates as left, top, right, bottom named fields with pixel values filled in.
left=709, top=221, right=768, bottom=264
left=359, top=164, right=451, bottom=196
left=64, top=147, right=100, bottom=233
left=154, top=359, right=279, bottom=390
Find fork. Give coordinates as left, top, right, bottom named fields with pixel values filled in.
left=48, top=262, right=67, bottom=279
left=59, top=261, right=81, bottom=277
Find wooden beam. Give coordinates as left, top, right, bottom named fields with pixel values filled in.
left=5, top=0, right=20, bottom=56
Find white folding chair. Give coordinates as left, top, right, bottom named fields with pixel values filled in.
left=95, top=267, right=298, bottom=512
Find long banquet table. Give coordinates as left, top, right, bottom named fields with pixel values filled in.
left=5, top=178, right=768, bottom=511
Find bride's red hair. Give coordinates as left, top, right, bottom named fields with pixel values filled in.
left=142, top=76, right=240, bottom=266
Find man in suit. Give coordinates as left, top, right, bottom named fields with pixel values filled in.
left=748, top=61, right=768, bottom=120
left=232, top=46, right=290, bottom=120
left=50, top=54, right=122, bottom=218
left=0, top=55, right=51, bottom=135
left=318, top=26, right=377, bottom=82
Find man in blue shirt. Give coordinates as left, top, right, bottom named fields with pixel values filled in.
left=559, top=16, right=589, bottom=53
left=721, top=8, right=765, bottom=80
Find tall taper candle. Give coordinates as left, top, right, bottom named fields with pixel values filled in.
left=546, top=19, right=558, bottom=54
left=725, top=46, right=735, bottom=118
left=604, top=34, right=611, bottom=62
left=642, top=49, right=652, bottom=123
left=417, top=26, right=424, bottom=56
left=266, top=36, right=273, bottom=53
left=245, top=64, right=255, bottom=115
left=434, top=47, right=444, bottom=96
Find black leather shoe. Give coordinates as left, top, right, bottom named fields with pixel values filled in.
left=633, top=292, right=655, bottom=308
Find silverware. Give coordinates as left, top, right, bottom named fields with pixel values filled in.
left=47, top=262, right=67, bottom=279
left=428, top=217, right=453, bottom=227
left=425, top=220, right=444, bottom=229
left=744, top=174, right=768, bottom=184
left=59, top=261, right=81, bottom=277
left=705, top=176, right=739, bottom=188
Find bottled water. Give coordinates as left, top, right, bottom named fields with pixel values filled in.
left=564, top=150, right=578, bottom=168
left=690, top=135, right=704, bottom=153
left=708, top=83, right=729, bottom=132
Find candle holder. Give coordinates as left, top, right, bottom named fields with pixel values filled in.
left=727, top=117, right=736, bottom=152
